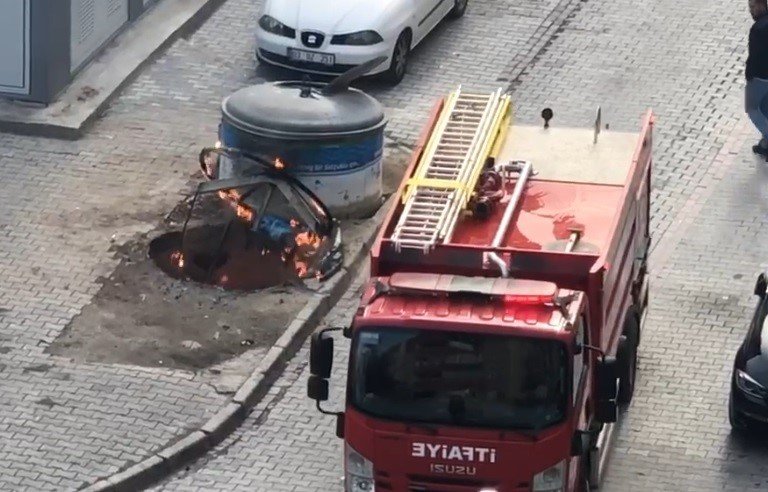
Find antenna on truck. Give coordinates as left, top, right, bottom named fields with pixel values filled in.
left=564, top=229, right=582, bottom=253
left=593, top=106, right=602, bottom=144
left=541, top=108, right=553, bottom=129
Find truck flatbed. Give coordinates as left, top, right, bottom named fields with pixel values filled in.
left=452, top=125, right=640, bottom=255
left=372, top=105, right=653, bottom=297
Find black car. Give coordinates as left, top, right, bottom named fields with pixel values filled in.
left=729, top=273, right=768, bottom=431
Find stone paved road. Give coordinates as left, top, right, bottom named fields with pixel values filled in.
left=2, top=0, right=766, bottom=489
left=149, top=0, right=768, bottom=491
left=0, top=0, right=601, bottom=490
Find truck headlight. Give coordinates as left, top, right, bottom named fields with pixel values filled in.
left=258, top=15, right=295, bottom=38
left=331, top=30, right=384, bottom=45
left=345, top=443, right=375, bottom=492
left=736, top=369, right=767, bottom=400
left=533, top=460, right=565, bottom=492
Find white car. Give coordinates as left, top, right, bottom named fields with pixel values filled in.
left=255, top=0, right=468, bottom=85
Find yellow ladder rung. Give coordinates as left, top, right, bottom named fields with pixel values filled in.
left=405, top=178, right=467, bottom=191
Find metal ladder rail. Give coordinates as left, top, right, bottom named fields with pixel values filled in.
left=392, top=92, right=494, bottom=251
left=429, top=90, right=498, bottom=184
left=440, top=90, right=512, bottom=243
left=392, top=188, right=454, bottom=251
left=401, top=87, right=463, bottom=206
left=432, top=90, right=501, bottom=240
left=403, top=92, right=483, bottom=200
left=391, top=89, right=509, bottom=251
left=392, top=87, right=487, bottom=251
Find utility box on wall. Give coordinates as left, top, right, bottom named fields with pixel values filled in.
left=70, top=0, right=129, bottom=73
left=0, top=0, right=160, bottom=104
left=0, top=0, right=31, bottom=97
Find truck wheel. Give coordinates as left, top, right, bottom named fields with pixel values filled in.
left=617, top=315, right=639, bottom=405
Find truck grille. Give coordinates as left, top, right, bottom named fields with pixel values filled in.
left=375, top=470, right=393, bottom=490
left=408, top=475, right=494, bottom=491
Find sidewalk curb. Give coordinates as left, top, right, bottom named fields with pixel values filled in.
left=0, top=0, right=226, bottom=139
left=81, top=197, right=394, bottom=492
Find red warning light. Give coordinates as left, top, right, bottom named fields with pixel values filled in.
left=503, top=294, right=553, bottom=305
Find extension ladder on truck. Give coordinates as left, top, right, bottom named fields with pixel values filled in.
left=391, top=87, right=512, bottom=252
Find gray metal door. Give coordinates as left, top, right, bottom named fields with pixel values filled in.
left=0, top=0, right=30, bottom=95
left=70, top=0, right=129, bottom=72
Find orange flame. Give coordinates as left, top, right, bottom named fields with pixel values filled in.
left=218, top=189, right=241, bottom=201
left=288, top=218, right=327, bottom=279
left=236, top=204, right=254, bottom=222
left=171, top=251, right=185, bottom=269
left=295, top=231, right=322, bottom=249
left=274, top=158, right=285, bottom=170
left=295, top=261, right=309, bottom=278
left=211, top=184, right=332, bottom=282
left=217, top=189, right=254, bottom=222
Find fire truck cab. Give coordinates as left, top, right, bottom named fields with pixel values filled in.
left=308, top=87, right=653, bottom=492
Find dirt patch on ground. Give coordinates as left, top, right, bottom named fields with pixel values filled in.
left=47, top=234, right=309, bottom=370
left=47, top=142, right=413, bottom=372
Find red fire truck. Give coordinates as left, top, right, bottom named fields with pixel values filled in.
left=308, top=87, right=653, bottom=492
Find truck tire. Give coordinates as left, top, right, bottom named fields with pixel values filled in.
left=617, top=314, right=639, bottom=405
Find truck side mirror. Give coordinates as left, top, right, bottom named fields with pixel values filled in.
left=307, top=374, right=329, bottom=401
left=755, top=273, right=767, bottom=298
left=595, top=399, right=617, bottom=424
left=310, top=330, right=334, bottom=378
left=596, top=355, right=618, bottom=401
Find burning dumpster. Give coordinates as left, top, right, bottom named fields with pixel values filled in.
left=150, top=59, right=390, bottom=290
left=150, top=155, right=343, bottom=290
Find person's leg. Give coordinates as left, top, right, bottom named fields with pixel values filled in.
left=759, top=84, right=768, bottom=148
left=746, top=79, right=768, bottom=155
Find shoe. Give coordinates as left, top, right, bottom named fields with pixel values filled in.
left=753, top=143, right=768, bottom=156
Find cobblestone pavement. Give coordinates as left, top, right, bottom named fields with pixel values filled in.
left=146, top=0, right=768, bottom=491
left=0, top=0, right=602, bottom=490
left=1, top=0, right=766, bottom=490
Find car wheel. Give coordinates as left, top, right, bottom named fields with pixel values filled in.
left=383, top=32, right=410, bottom=85
left=449, top=0, right=468, bottom=19
left=728, top=392, right=749, bottom=433
left=617, top=315, right=639, bottom=405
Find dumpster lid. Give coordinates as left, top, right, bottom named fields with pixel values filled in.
left=221, top=81, right=386, bottom=136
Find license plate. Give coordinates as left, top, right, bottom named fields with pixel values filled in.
left=288, top=48, right=335, bottom=66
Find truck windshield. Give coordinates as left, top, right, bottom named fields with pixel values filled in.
left=350, top=328, right=568, bottom=430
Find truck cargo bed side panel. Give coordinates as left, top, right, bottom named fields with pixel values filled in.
left=592, top=111, right=653, bottom=355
